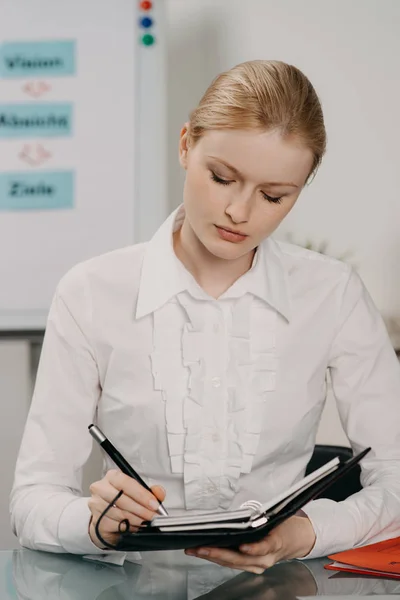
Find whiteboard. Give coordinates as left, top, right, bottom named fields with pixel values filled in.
left=0, top=0, right=167, bottom=330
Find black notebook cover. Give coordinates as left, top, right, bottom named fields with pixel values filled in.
left=104, top=448, right=369, bottom=552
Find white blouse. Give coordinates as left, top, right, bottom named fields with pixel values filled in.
left=10, top=205, right=400, bottom=563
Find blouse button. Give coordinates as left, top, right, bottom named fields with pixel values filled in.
left=211, top=376, right=221, bottom=388
left=213, top=323, right=220, bottom=333
left=212, top=432, right=220, bottom=442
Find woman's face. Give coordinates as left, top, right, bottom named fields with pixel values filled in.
left=179, top=126, right=314, bottom=260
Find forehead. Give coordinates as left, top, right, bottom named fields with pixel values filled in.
left=196, top=129, right=314, bottom=186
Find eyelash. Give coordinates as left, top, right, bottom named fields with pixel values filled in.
left=209, top=171, right=283, bottom=204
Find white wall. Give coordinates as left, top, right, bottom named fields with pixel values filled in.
left=0, top=342, right=31, bottom=549
left=1, top=0, right=399, bottom=549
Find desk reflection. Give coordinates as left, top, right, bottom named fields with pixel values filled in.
left=9, top=549, right=400, bottom=599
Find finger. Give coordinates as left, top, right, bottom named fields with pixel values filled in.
left=186, top=546, right=251, bottom=567
left=89, top=502, right=129, bottom=537
left=93, top=476, right=159, bottom=521
left=151, top=485, right=166, bottom=502
left=239, top=536, right=278, bottom=557
left=186, top=546, right=277, bottom=572
left=107, top=470, right=163, bottom=513
left=206, top=557, right=266, bottom=575
left=186, top=550, right=265, bottom=574
left=109, top=490, right=157, bottom=522
left=89, top=495, right=143, bottom=530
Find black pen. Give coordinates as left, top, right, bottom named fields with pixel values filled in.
left=88, top=424, right=168, bottom=516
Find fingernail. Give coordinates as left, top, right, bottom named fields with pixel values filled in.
left=149, top=499, right=160, bottom=510
left=197, top=549, right=209, bottom=556
left=241, top=545, right=251, bottom=553
left=252, top=568, right=264, bottom=575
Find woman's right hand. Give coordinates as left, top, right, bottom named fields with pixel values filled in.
left=88, top=469, right=166, bottom=548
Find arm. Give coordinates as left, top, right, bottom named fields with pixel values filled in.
left=302, top=267, right=400, bottom=557
left=10, top=265, right=106, bottom=555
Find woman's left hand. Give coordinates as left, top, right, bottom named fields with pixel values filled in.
left=184, top=515, right=316, bottom=575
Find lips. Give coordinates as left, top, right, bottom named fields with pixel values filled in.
left=215, top=225, right=248, bottom=243
left=217, top=226, right=247, bottom=237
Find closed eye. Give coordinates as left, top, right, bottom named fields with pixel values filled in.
left=210, top=170, right=282, bottom=204
left=210, top=170, right=232, bottom=186
left=261, top=192, right=282, bottom=204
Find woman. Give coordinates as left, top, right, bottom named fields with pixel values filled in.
left=10, top=60, right=400, bottom=575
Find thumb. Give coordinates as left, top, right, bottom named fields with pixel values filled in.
left=151, top=484, right=166, bottom=502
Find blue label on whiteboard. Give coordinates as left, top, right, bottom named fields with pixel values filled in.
left=0, top=171, right=74, bottom=211
left=0, top=40, right=76, bottom=78
left=0, top=103, right=72, bottom=138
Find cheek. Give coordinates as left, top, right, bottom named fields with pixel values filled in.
left=269, top=195, right=299, bottom=223
left=185, top=168, right=206, bottom=201
left=185, top=171, right=221, bottom=213
left=254, top=201, right=296, bottom=236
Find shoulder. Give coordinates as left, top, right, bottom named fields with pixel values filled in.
left=275, top=239, right=352, bottom=282
left=275, top=239, right=349, bottom=273
left=56, top=242, right=148, bottom=301
left=273, top=239, right=360, bottom=307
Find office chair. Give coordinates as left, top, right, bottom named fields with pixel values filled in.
left=305, top=445, right=362, bottom=502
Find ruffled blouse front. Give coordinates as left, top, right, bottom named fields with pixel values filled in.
left=150, top=291, right=279, bottom=510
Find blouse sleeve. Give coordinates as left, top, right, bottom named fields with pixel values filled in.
left=301, top=267, right=400, bottom=558
left=10, top=265, right=110, bottom=555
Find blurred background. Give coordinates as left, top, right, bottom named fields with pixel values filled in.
left=0, top=0, right=399, bottom=549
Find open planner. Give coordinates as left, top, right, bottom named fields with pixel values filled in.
left=97, top=447, right=369, bottom=552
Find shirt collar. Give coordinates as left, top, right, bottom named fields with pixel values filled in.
left=135, top=205, right=188, bottom=319
left=222, top=236, right=292, bottom=320
left=135, top=205, right=291, bottom=321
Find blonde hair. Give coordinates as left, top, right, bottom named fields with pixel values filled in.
left=188, top=60, right=326, bottom=181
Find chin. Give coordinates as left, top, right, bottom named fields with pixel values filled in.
left=203, top=238, right=250, bottom=261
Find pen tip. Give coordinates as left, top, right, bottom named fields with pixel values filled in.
left=158, top=505, right=169, bottom=517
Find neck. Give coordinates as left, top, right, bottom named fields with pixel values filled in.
left=173, top=218, right=255, bottom=298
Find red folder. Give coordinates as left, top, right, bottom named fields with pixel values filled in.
left=325, top=536, right=400, bottom=580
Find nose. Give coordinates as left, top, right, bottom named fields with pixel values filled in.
left=224, top=195, right=252, bottom=224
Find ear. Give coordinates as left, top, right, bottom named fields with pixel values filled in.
left=178, top=122, right=191, bottom=169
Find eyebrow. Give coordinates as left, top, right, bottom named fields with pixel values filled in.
left=207, top=156, right=299, bottom=188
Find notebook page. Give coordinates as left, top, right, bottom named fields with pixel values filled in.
left=263, top=463, right=339, bottom=517
left=152, top=507, right=253, bottom=528
left=151, top=457, right=340, bottom=529
left=259, top=456, right=340, bottom=514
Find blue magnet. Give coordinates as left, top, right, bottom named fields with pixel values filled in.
left=139, top=16, right=153, bottom=29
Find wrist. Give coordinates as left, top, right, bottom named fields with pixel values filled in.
left=292, top=515, right=316, bottom=558
left=88, top=518, right=104, bottom=549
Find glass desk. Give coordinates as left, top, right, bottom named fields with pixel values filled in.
left=1, top=549, right=400, bottom=599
